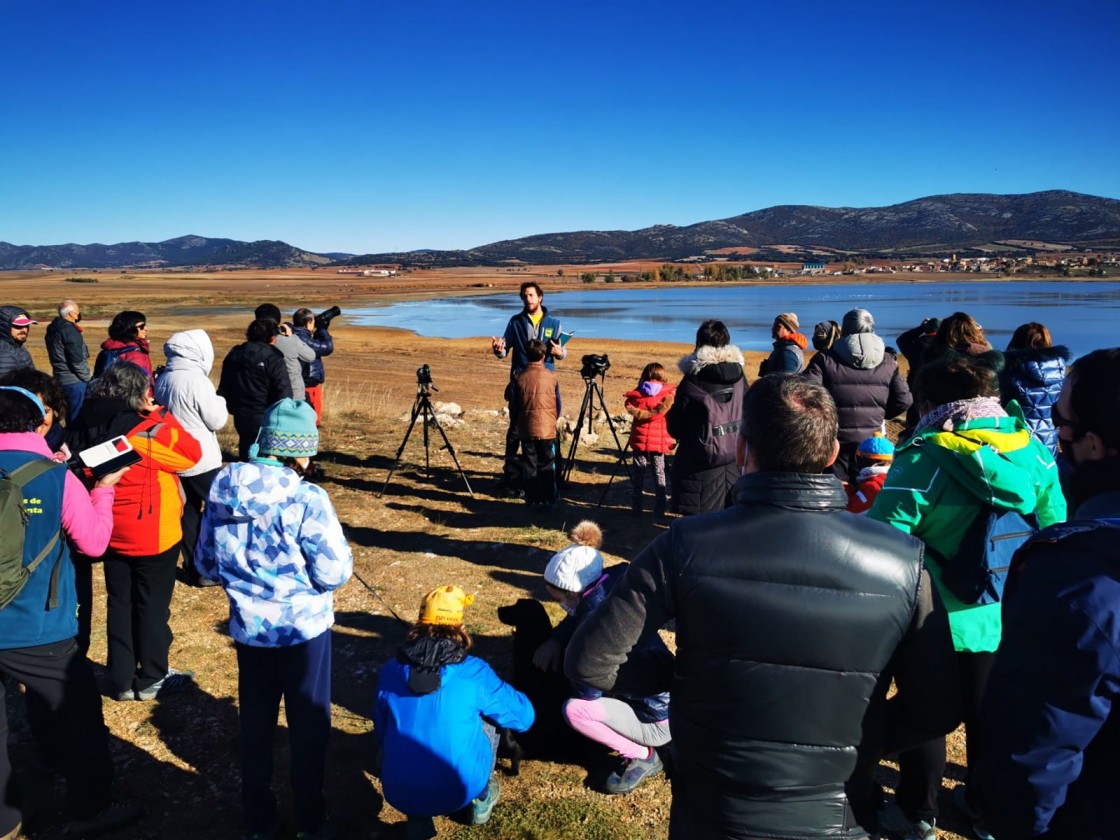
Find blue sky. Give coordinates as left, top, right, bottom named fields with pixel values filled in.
left=2, top=0, right=1117, bottom=254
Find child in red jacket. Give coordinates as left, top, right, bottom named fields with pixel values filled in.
left=624, top=363, right=676, bottom=517
left=846, top=433, right=894, bottom=514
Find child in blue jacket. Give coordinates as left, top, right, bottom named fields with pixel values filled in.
left=375, top=585, right=534, bottom=838
left=196, top=398, right=353, bottom=840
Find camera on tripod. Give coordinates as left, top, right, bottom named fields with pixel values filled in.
left=315, top=306, right=342, bottom=330
left=580, top=353, right=611, bottom=379
left=416, top=363, right=433, bottom=385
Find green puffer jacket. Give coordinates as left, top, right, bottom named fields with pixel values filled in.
left=868, top=408, right=1066, bottom=653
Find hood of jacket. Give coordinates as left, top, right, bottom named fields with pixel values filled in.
left=0, top=305, right=29, bottom=348
left=205, top=459, right=303, bottom=526
left=679, top=343, right=745, bottom=377
left=163, top=329, right=214, bottom=376
left=100, top=336, right=150, bottom=354
left=1003, top=345, right=1070, bottom=388
left=396, top=635, right=468, bottom=694
left=907, top=411, right=1050, bottom=514
left=832, top=332, right=885, bottom=370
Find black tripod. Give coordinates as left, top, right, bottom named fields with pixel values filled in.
left=379, top=378, right=474, bottom=498
left=561, top=370, right=628, bottom=485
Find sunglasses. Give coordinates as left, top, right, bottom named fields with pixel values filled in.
left=135, top=323, right=147, bottom=330
left=1052, top=404, right=1086, bottom=442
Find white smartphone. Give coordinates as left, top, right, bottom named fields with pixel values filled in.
left=78, top=435, right=141, bottom=478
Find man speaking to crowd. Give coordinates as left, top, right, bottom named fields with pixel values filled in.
left=490, top=282, right=565, bottom=494
left=566, top=374, right=958, bottom=839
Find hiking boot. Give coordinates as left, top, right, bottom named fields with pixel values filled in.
left=953, top=786, right=994, bottom=840
left=135, top=668, right=195, bottom=701
left=468, top=776, right=500, bottom=825
left=878, top=801, right=936, bottom=840
left=67, top=800, right=142, bottom=837
left=603, top=748, right=664, bottom=795
left=403, top=816, right=436, bottom=840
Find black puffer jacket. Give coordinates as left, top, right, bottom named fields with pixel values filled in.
left=0, top=305, right=35, bottom=378
left=217, top=341, right=293, bottom=420
left=567, top=471, right=959, bottom=839
left=804, top=334, right=912, bottom=444
left=665, top=344, right=747, bottom=515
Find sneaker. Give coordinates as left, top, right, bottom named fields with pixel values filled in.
left=468, top=776, right=500, bottom=825
left=878, top=801, right=936, bottom=840
left=135, top=668, right=195, bottom=701
left=952, top=786, right=994, bottom=840
left=603, top=748, right=664, bottom=795
left=67, top=800, right=143, bottom=837
left=114, top=688, right=137, bottom=702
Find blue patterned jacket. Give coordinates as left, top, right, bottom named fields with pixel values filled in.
left=195, top=461, right=352, bottom=646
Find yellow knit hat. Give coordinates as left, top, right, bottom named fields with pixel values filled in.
left=417, top=585, right=475, bottom=626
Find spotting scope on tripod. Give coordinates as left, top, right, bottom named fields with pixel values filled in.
left=561, top=353, right=629, bottom=487
left=379, top=364, right=474, bottom=498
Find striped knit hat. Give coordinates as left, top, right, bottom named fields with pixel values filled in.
left=857, top=433, right=894, bottom=462
left=252, top=398, right=319, bottom=460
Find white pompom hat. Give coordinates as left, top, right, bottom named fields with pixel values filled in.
left=543, top=521, right=605, bottom=593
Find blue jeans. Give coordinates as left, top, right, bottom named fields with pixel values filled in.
left=62, top=380, right=88, bottom=423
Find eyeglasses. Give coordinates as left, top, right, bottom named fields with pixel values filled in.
left=1052, top=404, right=1086, bottom=442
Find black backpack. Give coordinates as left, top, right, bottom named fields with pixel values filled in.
left=0, top=459, right=65, bottom=611
left=678, top=376, right=746, bottom=468
left=939, top=506, right=1039, bottom=606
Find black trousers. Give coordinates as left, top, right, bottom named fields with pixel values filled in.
left=895, top=650, right=995, bottom=821
left=521, top=438, right=557, bottom=504
left=0, top=639, right=114, bottom=834
left=178, top=468, right=220, bottom=582
left=103, top=544, right=181, bottom=694
left=237, top=631, right=332, bottom=835
left=234, top=413, right=264, bottom=462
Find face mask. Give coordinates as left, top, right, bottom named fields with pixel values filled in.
left=75, top=314, right=82, bottom=323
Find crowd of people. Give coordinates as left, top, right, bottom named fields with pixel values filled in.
left=1, top=286, right=1118, bottom=840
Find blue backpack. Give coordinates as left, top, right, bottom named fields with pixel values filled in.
left=93, top=344, right=138, bottom=377
left=939, top=506, right=1039, bottom=605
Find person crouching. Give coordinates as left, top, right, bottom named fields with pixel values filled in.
left=375, top=585, right=534, bottom=839
left=195, top=398, right=353, bottom=840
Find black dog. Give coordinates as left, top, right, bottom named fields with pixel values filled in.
left=496, top=598, right=576, bottom=760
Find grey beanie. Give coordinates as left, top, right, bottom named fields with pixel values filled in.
left=842, top=308, right=875, bottom=336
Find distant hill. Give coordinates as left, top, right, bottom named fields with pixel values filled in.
left=0, top=235, right=336, bottom=270
left=3, top=191, right=1118, bottom=270
left=343, top=190, right=1120, bottom=266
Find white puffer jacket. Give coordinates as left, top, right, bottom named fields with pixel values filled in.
left=154, top=329, right=229, bottom=475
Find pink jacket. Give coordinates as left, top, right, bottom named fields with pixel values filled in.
left=0, top=432, right=116, bottom=557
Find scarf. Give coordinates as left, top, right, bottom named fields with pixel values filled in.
left=914, top=397, right=1007, bottom=436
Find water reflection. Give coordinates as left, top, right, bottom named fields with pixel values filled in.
left=349, top=281, right=1120, bottom=357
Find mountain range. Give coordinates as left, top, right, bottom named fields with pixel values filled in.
left=2, top=191, right=1118, bottom=270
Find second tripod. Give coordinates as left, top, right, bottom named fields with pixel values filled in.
left=379, top=365, right=474, bottom=498
left=561, top=354, right=628, bottom=485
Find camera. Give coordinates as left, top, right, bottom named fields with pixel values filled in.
left=580, top=353, right=611, bottom=379
left=315, top=305, right=342, bottom=330
left=416, top=363, right=438, bottom=391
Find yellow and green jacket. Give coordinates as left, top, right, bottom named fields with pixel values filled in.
left=869, top=409, right=1066, bottom=652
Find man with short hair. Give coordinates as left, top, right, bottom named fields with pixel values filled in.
left=490, top=282, right=566, bottom=492
left=44, top=299, right=91, bottom=422
left=975, top=348, right=1120, bottom=839
left=255, top=303, right=315, bottom=401
left=0, top=306, right=37, bottom=378
left=566, top=374, right=958, bottom=839
left=292, top=307, right=334, bottom=425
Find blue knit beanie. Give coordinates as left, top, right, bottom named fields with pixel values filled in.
left=857, top=433, right=894, bottom=462
left=250, top=399, right=319, bottom=461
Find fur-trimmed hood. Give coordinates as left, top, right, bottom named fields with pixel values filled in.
left=679, top=343, right=745, bottom=376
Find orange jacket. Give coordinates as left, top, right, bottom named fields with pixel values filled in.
left=110, top=407, right=202, bottom=556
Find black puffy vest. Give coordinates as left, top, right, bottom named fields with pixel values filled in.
left=667, top=472, right=923, bottom=837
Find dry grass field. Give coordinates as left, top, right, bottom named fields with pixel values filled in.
left=1, top=269, right=972, bottom=839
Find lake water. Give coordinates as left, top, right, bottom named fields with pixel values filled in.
left=348, top=280, right=1120, bottom=358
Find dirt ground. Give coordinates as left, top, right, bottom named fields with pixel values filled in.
left=1, top=269, right=972, bottom=839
